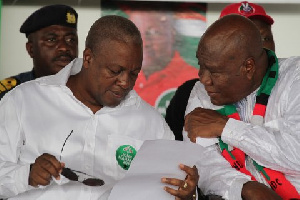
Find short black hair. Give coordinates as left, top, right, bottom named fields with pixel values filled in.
left=85, top=15, right=142, bottom=53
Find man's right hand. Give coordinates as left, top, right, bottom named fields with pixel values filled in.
left=241, top=181, right=282, bottom=200
left=29, top=153, right=64, bottom=187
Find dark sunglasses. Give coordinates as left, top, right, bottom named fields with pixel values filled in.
left=61, top=167, right=105, bottom=186
left=60, top=130, right=105, bottom=186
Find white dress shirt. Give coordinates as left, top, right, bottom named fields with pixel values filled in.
left=184, top=56, right=300, bottom=200
left=0, top=58, right=174, bottom=199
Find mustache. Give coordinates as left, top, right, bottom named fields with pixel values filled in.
left=52, top=53, right=74, bottom=61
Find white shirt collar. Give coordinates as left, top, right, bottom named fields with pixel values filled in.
left=38, top=58, right=141, bottom=109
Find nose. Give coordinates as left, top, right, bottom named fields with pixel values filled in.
left=199, top=69, right=212, bottom=86
left=117, top=72, right=131, bottom=89
left=56, top=39, right=70, bottom=52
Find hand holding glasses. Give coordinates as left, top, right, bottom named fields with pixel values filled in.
left=61, top=167, right=105, bottom=186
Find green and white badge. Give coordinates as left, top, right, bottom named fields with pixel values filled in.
left=116, top=145, right=137, bottom=170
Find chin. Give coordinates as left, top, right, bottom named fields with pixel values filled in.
left=210, top=98, right=221, bottom=106
left=105, top=100, right=122, bottom=108
left=210, top=98, right=229, bottom=106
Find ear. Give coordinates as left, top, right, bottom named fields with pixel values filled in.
left=243, top=57, right=256, bottom=80
left=83, top=48, right=93, bottom=69
left=26, top=42, right=34, bottom=58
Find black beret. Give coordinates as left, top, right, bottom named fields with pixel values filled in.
left=20, top=4, right=78, bottom=37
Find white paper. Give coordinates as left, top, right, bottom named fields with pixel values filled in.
left=108, top=139, right=206, bottom=200
left=196, top=137, right=219, bottom=147
left=183, top=129, right=218, bottom=147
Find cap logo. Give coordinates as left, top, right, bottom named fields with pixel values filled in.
left=239, top=2, right=254, bottom=15
left=116, top=145, right=137, bottom=170
left=66, top=12, right=76, bottom=24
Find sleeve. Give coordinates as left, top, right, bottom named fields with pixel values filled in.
left=222, top=71, right=300, bottom=175
left=165, top=78, right=198, bottom=141
left=196, top=144, right=251, bottom=200
left=183, top=82, right=251, bottom=199
left=0, top=92, right=33, bottom=198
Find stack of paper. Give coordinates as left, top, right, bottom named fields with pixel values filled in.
left=108, top=139, right=206, bottom=200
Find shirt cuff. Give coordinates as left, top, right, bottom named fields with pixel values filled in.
left=18, top=164, right=35, bottom=192
left=221, top=118, right=248, bottom=146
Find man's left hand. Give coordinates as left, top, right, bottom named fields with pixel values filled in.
left=184, top=107, right=228, bottom=142
left=161, top=164, right=199, bottom=200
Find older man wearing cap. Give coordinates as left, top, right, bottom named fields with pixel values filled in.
left=166, top=1, right=275, bottom=142
left=0, top=4, right=78, bottom=100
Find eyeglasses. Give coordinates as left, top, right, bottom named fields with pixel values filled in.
left=60, top=130, right=105, bottom=186
left=61, top=167, right=105, bottom=186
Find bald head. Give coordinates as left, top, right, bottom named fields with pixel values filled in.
left=198, top=14, right=264, bottom=61
left=196, top=14, right=269, bottom=105
left=85, top=15, right=143, bottom=54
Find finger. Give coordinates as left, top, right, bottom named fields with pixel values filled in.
left=180, top=164, right=199, bottom=190
left=162, top=176, right=196, bottom=199
left=180, top=164, right=198, bottom=177
left=29, top=178, right=39, bottom=187
left=164, top=185, right=189, bottom=199
left=161, top=177, right=184, bottom=188
left=188, top=134, right=196, bottom=143
left=34, top=171, right=51, bottom=186
left=185, top=124, right=196, bottom=143
left=42, top=153, right=63, bottom=170
left=30, top=154, right=61, bottom=183
left=39, top=153, right=62, bottom=178
left=29, top=166, right=52, bottom=186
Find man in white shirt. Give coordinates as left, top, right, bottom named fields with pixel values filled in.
left=0, top=15, right=198, bottom=200
left=184, top=15, right=300, bottom=199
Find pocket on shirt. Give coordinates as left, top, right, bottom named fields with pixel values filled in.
left=104, top=135, right=144, bottom=180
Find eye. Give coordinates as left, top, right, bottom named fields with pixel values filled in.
left=46, top=37, right=56, bottom=42
left=262, top=36, right=273, bottom=42
left=210, top=72, right=221, bottom=78
left=108, top=67, right=122, bottom=76
left=110, top=69, right=121, bottom=75
left=198, top=69, right=203, bottom=77
left=65, top=36, right=78, bottom=43
left=130, top=71, right=139, bottom=78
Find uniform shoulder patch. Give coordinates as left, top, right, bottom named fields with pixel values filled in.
left=0, top=77, right=18, bottom=94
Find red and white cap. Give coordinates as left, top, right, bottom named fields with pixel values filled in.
left=220, top=1, right=274, bottom=25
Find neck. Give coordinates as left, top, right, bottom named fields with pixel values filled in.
left=66, top=74, right=102, bottom=114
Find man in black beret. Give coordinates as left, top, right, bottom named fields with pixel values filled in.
left=0, top=4, right=78, bottom=100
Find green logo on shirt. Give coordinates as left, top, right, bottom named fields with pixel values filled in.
left=116, top=145, right=137, bottom=170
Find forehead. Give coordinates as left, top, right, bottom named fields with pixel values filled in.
left=95, top=39, right=143, bottom=67
left=197, top=39, right=241, bottom=71
left=35, top=25, right=77, bottom=36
